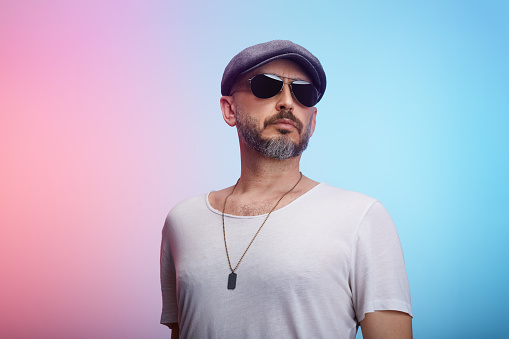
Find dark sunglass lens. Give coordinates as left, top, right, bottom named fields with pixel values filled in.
left=291, top=82, right=318, bottom=107
left=250, top=74, right=283, bottom=99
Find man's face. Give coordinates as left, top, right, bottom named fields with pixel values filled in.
left=231, top=59, right=317, bottom=160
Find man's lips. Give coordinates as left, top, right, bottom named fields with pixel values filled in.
left=271, top=118, right=298, bottom=130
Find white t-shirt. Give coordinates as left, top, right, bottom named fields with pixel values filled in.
left=160, top=183, right=412, bottom=338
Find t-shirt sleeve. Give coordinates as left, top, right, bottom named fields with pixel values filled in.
left=350, top=200, right=412, bottom=323
left=160, top=215, right=179, bottom=324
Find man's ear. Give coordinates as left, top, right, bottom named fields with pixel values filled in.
left=220, top=96, right=237, bottom=127
left=309, top=107, right=317, bottom=137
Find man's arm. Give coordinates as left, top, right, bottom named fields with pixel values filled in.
left=163, top=322, right=179, bottom=339
left=360, top=310, right=412, bottom=339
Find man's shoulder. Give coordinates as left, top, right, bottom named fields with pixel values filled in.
left=162, top=193, right=211, bottom=236
left=166, top=193, right=208, bottom=219
left=309, top=184, right=393, bottom=232
left=314, top=183, right=378, bottom=207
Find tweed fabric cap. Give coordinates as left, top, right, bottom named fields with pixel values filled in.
left=221, top=40, right=326, bottom=104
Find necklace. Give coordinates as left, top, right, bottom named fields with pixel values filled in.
left=222, top=172, right=303, bottom=290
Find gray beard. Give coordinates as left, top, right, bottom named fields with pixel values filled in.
left=235, top=109, right=312, bottom=160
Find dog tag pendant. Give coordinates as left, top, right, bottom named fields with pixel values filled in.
left=227, top=272, right=237, bottom=290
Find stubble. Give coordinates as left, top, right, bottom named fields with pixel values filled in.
left=235, top=109, right=313, bottom=160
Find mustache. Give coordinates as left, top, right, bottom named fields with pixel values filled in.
left=263, top=110, right=303, bottom=133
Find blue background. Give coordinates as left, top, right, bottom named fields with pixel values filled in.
left=179, top=1, right=509, bottom=338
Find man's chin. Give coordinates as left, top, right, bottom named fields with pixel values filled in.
left=275, top=128, right=292, bottom=135
left=262, top=130, right=298, bottom=142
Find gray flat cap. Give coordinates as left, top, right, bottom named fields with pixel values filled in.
left=221, top=40, right=326, bottom=104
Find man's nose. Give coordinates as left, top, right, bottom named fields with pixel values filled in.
left=276, top=82, right=294, bottom=111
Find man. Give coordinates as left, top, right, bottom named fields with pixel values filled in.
left=160, top=40, right=412, bottom=338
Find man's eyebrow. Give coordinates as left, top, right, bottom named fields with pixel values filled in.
left=256, top=73, right=309, bottom=82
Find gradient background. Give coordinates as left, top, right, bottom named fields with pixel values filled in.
left=1, top=1, right=507, bottom=338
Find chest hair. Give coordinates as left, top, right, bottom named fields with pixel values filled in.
left=225, top=192, right=300, bottom=216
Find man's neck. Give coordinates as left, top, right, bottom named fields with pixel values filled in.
left=207, top=143, right=318, bottom=216
left=235, top=144, right=303, bottom=195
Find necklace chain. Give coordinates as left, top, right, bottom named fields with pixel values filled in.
left=222, top=172, right=303, bottom=273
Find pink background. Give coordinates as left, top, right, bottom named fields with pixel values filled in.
left=0, top=2, right=194, bottom=337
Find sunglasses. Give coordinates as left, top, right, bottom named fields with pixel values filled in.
left=246, top=74, right=319, bottom=107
